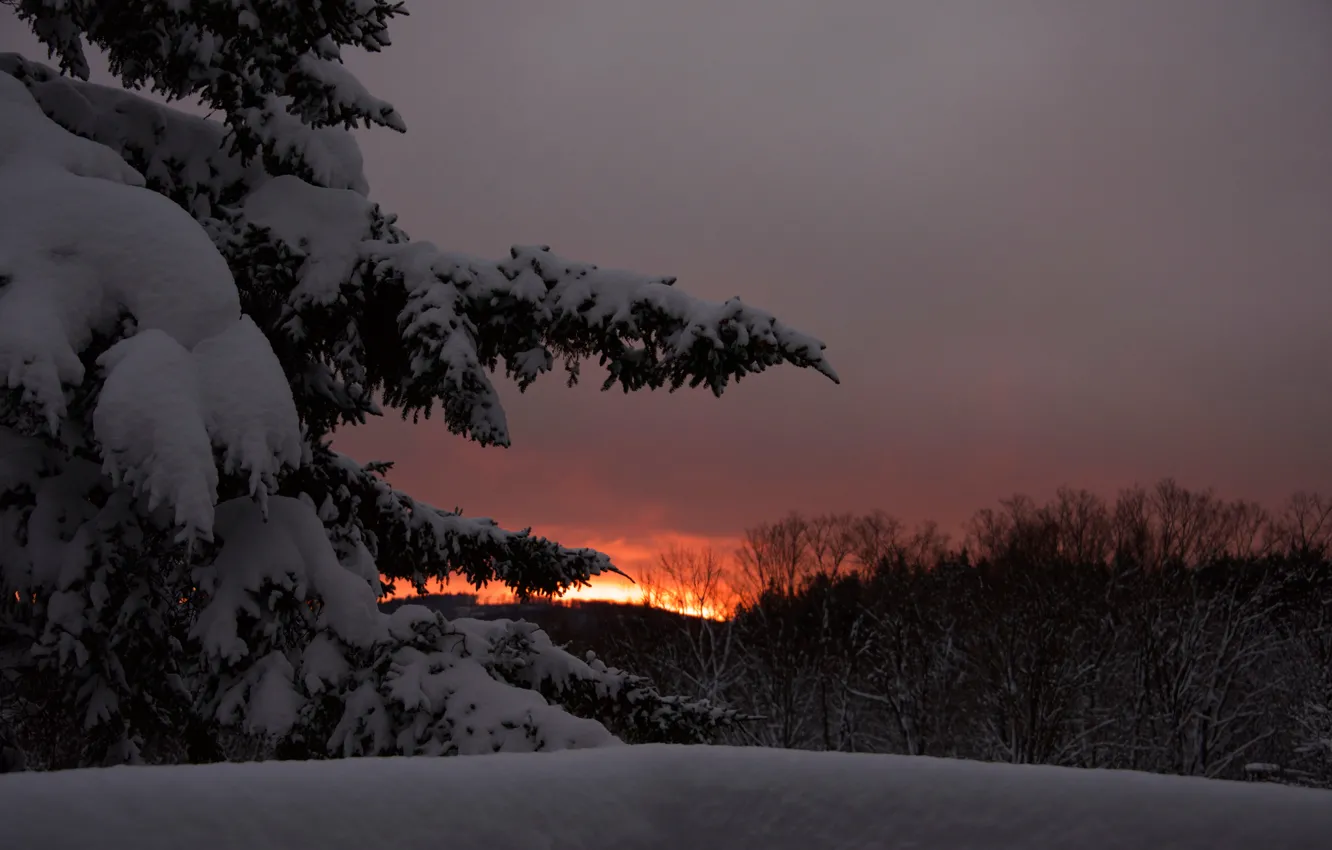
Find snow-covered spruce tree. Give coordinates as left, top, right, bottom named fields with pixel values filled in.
left=0, top=4, right=837, bottom=769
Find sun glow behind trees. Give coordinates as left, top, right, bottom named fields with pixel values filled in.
left=386, top=530, right=743, bottom=619
left=396, top=485, right=1332, bottom=629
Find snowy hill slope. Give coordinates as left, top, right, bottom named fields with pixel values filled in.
left=2, top=745, right=1328, bottom=849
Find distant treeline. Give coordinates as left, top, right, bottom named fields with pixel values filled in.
left=586, top=481, right=1332, bottom=787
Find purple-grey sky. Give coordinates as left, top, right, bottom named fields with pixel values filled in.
left=4, top=2, right=1331, bottom=573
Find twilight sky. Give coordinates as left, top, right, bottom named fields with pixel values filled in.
left=4, top=2, right=1331, bottom=593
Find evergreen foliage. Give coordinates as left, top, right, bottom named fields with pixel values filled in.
left=0, top=3, right=835, bottom=769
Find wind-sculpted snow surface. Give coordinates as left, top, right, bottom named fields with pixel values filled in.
left=2, top=746, right=1329, bottom=850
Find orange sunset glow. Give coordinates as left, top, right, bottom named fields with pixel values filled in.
left=317, top=0, right=1330, bottom=623
left=385, top=527, right=742, bottom=614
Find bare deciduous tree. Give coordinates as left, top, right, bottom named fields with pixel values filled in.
left=630, top=546, right=741, bottom=704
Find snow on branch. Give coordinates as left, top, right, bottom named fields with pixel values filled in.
left=367, top=238, right=840, bottom=447
left=289, top=447, right=621, bottom=601
left=8, top=0, right=406, bottom=151
left=238, top=176, right=839, bottom=447
left=0, top=69, right=302, bottom=541
left=467, top=244, right=841, bottom=394
left=0, top=53, right=369, bottom=219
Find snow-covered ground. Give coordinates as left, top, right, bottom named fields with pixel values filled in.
left=2, top=745, right=1328, bottom=849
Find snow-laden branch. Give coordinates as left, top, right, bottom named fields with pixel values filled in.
left=8, top=1, right=405, bottom=149
left=0, top=71, right=303, bottom=542
left=239, top=175, right=839, bottom=446
left=4, top=56, right=838, bottom=451
left=290, top=447, right=620, bottom=600
left=425, top=242, right=840, bottom=419
left=0, top=53, right=369, bottom=217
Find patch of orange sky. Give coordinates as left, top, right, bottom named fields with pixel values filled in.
left=385, top=528, right=744, bottom=615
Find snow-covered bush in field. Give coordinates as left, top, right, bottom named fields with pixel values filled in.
left=0, top=3, right=834, bottom=769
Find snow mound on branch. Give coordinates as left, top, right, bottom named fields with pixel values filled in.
left=193, top=318, right=305, bottom=492
left=0, top=69, right=301, bottom=539
left=94, top=331, right=218, bottom=537
left=243, top=175, right=374, bottom=305
left=195, top=496, right=387, bottom=667
left=293, top=55, right=406, bottom=134
left=0, top=94, right=236, bottom=426
left=0, top=53, right=370, bottom=217
left=0, top=163, right=237, bottom=352
left=244, top=93, right=371, bottom=195
left=2, top=746, right=1329, bottom=849
left=0, top=71, right=141, bottom=185
left=93, top=322, right=302, bottom=539
left=190, top=497, right=622, bottom=749
left=2, top=57, right=253, bottom=212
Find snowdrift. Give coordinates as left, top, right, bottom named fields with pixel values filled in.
left=2, top=745, right=1328, bottom=849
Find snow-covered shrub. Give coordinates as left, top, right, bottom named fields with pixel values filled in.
left=0, top=4, right=836, bottom=769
